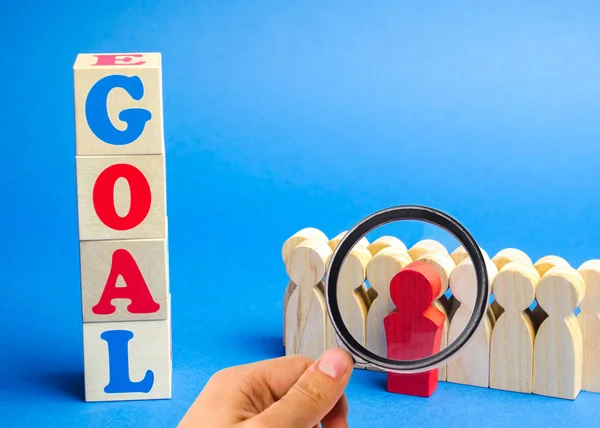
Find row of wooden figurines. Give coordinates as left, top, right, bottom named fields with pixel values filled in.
left=281, top=227, right=600, bottom=400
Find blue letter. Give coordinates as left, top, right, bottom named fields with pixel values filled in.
left=101, top=330, right=154, bottom=394
left=85, top=75, right=152, bottom=145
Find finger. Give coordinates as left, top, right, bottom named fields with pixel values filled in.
left=250, top=348, right=354, bottom=428
left=321, top=393, right=348, bottom=428
left=237, top=354, right=314, bottom=400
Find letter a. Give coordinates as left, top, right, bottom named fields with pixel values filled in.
left=101, top=330, right=154, bottom=394
left=92, top=249, right=160, bottom=315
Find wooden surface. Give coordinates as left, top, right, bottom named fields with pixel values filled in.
left=80, top=238, right=169, bottom=322
left=384, top=261, right=445, bottom=397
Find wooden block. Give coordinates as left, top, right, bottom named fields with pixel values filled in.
left=533, top=265, right=584, bottom=400
left=489, top=262, right=539, bottom=393
left=74, top=53, right=164, bottom=156
left=367, top=236, right=407, bottom=256
left=80, top=239, right=169, bottom=322
left=416, top=250, right=456, bottom=381
left=577, top=260, right=600, bottom=393
left=285, top=239, right=332, bottom=358
left=446, top=255, right=498, bottom=388
left=384, top=261, right=445, bottom=397
left=83, top=317, right=171, bottom=402
left=76, top=155, right=166, bottom=241
left=408, top=239, right=447, bottom=261
left=365, top=246, right=412, bottom=357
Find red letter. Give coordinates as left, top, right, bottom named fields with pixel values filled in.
left=93, top=163, right=152, bottom=231
left=92, top=249, right=160, bottom=315
left=92, top=54, right=146, bottom=66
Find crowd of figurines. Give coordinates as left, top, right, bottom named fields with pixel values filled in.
left=281, top=227, right=600, bottom=400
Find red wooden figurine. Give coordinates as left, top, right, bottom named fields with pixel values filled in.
left=384, top=261, right=445, bottom=397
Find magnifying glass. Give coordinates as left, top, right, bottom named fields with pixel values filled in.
left=325, top=205, right=489, bottom=375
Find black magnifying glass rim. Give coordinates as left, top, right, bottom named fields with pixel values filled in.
left=325, top=205, right=488, bottom=373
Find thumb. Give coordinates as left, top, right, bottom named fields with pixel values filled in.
left=250, top=348, right=354, bottom=428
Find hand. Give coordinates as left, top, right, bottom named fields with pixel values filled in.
left=178, top=348, right=354, bottom=428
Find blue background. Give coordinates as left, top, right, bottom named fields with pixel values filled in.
left=2, top=0, right=600, bottom=426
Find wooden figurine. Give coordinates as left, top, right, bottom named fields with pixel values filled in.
left=384, top=261, right=445, bottom=397
left=577, top=260, right=600, bottom=393
left=529, top=255, right=571, bottom=331
left=489, top=261, right=539, bottom=393
left=492, top=248, right=532, bottom=271
left=449, top=245, right=489, bottom=267
left=416, top=250, right=456, bottom=381
left=367, top=236, right=407, bottom=256
left=281, top=228, right=329, bottom=347
left=365, top=246, right=412, bottom=357
left=285, top=238, right=333, bottom=360
left=533, top=265, right=584, bottom=400
left=446, top=255, right=497, bottom=388
left=408, top=239, right=447, bottom=261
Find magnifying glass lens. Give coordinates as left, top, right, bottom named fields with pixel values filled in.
left=322, top=206, right=490, bottom=375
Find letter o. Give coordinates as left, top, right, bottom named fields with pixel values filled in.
left=93, top=164, right=152, bottom=230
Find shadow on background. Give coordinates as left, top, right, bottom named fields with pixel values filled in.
left=40, top=371, right=86, bottom=401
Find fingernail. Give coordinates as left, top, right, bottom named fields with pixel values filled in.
left=317, top=348, right=351, bottom=379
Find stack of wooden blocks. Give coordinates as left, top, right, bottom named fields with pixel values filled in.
left=74, top=53, right=171, bottom=402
